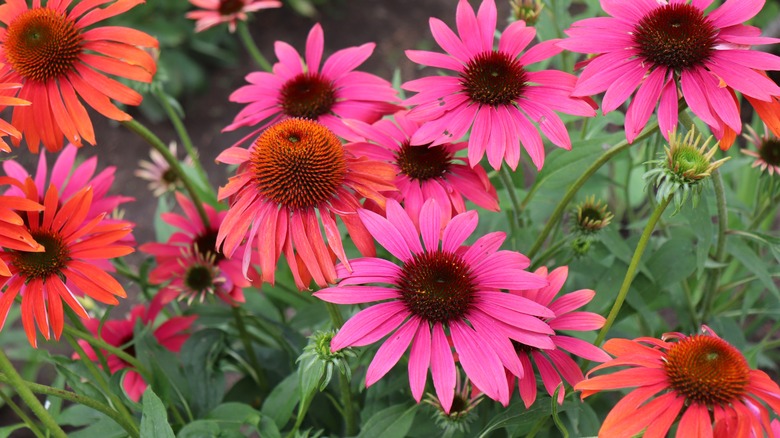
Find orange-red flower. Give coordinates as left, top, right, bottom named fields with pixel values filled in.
left=0, top=81, right=28, bottom=152
left=0, top=176, right=43, bottom=276
left=0, top=0, right=158, bottom=153
left=0, top=177, right=134, bottom=347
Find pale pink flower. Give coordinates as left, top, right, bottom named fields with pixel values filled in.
left=403, top=0, right=596, bottom=171
left=187, top=0, right=281, bottom=33
left=224, top=23, right=400, bottom=143
left=315, top=199, right=554, bottom=411
left=559, top=0, right=780, bottom=145
left=741, top=124, right=780, bottom=175
left=347, top=110, right=499, bottom=226
left=510, top=266, right=609, bottom=407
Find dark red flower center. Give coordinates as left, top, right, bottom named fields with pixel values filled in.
left=280, top=72, right=336, bottom=119
left=193, top=229, right=224, bottom=263
left=664, top=335, right=750, bottom=406
left=633, top=4, right=717, bottom=71
left=398, top=250, right=475, bottom=323
left=460, top=51, right=527, bottom=106
left=395, top=142, right=453, bottom=181
left=250, top=118, right=346, bottom=210
left=184, top=264, right=215, bottom=292
left=11, top=231, right=69, bottom=280
left=759, top=139, right=780, bottom=167
left=4, top=8, right=83, bottom=82
left=218, top=0, right=245, bottom=15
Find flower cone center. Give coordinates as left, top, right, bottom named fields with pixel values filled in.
left=759, top=139, right=780, bottom=167
left=193, top=229, right=223, bottom=263
left=184, top=265, right=215, bottom=292
left=251, top=118, right=346, bottom=210
left=218, top=0, right=245, bottom=15
left=633, top=4, right=716, bottom=70
left=398, top=250, right=475, bottom=323
left=664, top=335, right=749, bottom=406
left=5, top=8, right=82, bottom=82
left=280, top=72, right=336, bottom=119
left=395, top=142, right=453, bottom=181
left=461, top=51, right=527, bottom=106
left=12, top=231, right=69, bottom=280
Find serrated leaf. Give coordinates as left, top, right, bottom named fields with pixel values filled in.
left=357, top=403, right=418, bottom=438
left=141, top=388, right=175, bottom=438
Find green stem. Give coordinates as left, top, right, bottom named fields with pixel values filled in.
left=232, top=307, right=268, bottom=391
left=152, top=87, right=209, bottom=185
left=701, top=169, right=728, bottom=321
left=122, top=119, right=210, bottom=226
left=530, top=237, right=567, bottom=270
left=0, top=389, right=45, bottom=438
left=498, top=166, right=522, bottom=231
left=527, top=121, right=659, bottom=259
left=0, top=350, right=67, bottom=438
left=237, top=21, right=273, bottom=72
left=0, top=374, right=140, bottom=438
left=325, top=303, right=356, bottom=435
left=594, top=195, right=672, bottom=346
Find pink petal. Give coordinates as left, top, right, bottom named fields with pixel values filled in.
left=429, top=17, right=470, bottom=62
left=419, top=199, right=441, bottom=253
left=314, top=286, right=399, bottom=304
left=430, top=322, right=456, bottom=413
left=450, top=320, right=509, bottom=405
left=365, top=317, right=420, bottom=386
left=441, top=210, right=477, bottom=253
left=707, top=0, right=764, bottom=29
left=357, top=208, right=412, bottom=262
left=408, top=320, right=431, bottom=402
left=330, top=302, right=408, bottom=350
left=625, top=67, right=667, bottom=143
left=322, top=43, right=375, bottom=79
left=305, top=24, right=324, bottom=72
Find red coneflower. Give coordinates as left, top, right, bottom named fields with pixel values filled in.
left=0, top=0, right=158, bottom=152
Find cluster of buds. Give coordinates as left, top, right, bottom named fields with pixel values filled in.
left=645, top=127, right=730, bottom=213
left=509, top=0, right=544, bottom=25
left=297, top=330, right=356, bottom=392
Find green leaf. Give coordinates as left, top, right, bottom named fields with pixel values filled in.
left=257, top=415, right=282, bottom=438
left=181, top=328, right=227, bottom=417
left=357, top=403, right=418, bottom=438
left=0, top=424, right=26, bottom=437
left=261, top=373, right=300, bottom=429
left=206, top=402, right=262, bottom=429
left=177, top=420, right=220, bottom=438
left=728, top=236, right=780, bottom=298
left=477, top=402, right=551, bottom=438
left=141, top=388, right=175, bottom=438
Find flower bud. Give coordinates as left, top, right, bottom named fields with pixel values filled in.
left=510, top=0, right=544, bottom=25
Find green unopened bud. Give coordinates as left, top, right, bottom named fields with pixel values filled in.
left=571, top=236, right=593, bottom=257
left=644, top=126, right=730, bottom=213
left=424, top=373, right=483, bottom=433
left=574, top=196, right=614, bottom=234
left=510, top=0, right=544, bottom=25
left=297, top=330, right=355, bottom=391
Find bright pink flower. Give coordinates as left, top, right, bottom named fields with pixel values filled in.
left=347, top=110, right=499, bottom=226
left=576, top=326, right=780, bottom=438
left=77, top=297, right=196, bottom=402
left=315, top=199, right=554, bottom=411
left=140, top=192, right=248, bottom=306
left=559, top=0, right=780, bottom=145
left=402, top=0, right=596, bottom=171
left=217, top=118, right=397, bottom=289
left=510, top=266, right=609, bottom=408
left=187, top=0, right=281, bottom=33
left=224, top=23, right=400, bottom=143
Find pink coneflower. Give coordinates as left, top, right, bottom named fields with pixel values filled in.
left=402, top=0, right=596, bottom=171
left=187, top=0, right=281, bottom=33
left=742, top=124, right=780, bottom=175
left=0, top=0, right=158, bottom=153
left=135, top=141, right=194, bottom=197
left=576, top=325, right=780, bottom=437
left=509, top=266, right=609, bottom=408
left=140, top=192, right=247, bottom=305
left=559, top=0, right=780, bottom=146
left=347, top=110, right=499, bottom=226
left=314, top=199, right=554, bottom=411
left=0, top=178, right=135, bottom=347
left=77, top=296, right=196, bottom=402
left=224, top=23, right=400, bottom=143
left=217, top=118, right=396, bottom=289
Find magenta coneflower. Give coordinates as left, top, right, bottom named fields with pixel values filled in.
left=135, top=141, right=194, bottom=197
left=140, top=192, right=248, bottom=305
left=224, top=23, right=400, bottom=143
left=742, top=124, right=780, bottom=176
left=510, top=266, right=609, bottom=407
left=314, top=199, right=554, bottom=410
left=78, top=296, right=196, bottom=402
left=187, top=0, right=281, bottom=33
left=217, top=118, right=396, bottom=289
left=347, top=110, right=499, bottom=226
left=0, top=178, right=135, bottom=347
left=576, top=325, right=780, bottom=437
left=559, top=0, right=780, bottom=145
left=402, top=0, right=596, bottom=171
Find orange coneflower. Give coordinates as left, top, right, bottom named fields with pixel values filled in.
left=0, top=0, right=158, bottom=153
left=0, top=177, right=134, bottom=347
left=0, top=81, right=28, bottom=152
left=0, top=176, right=43, bottom=276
